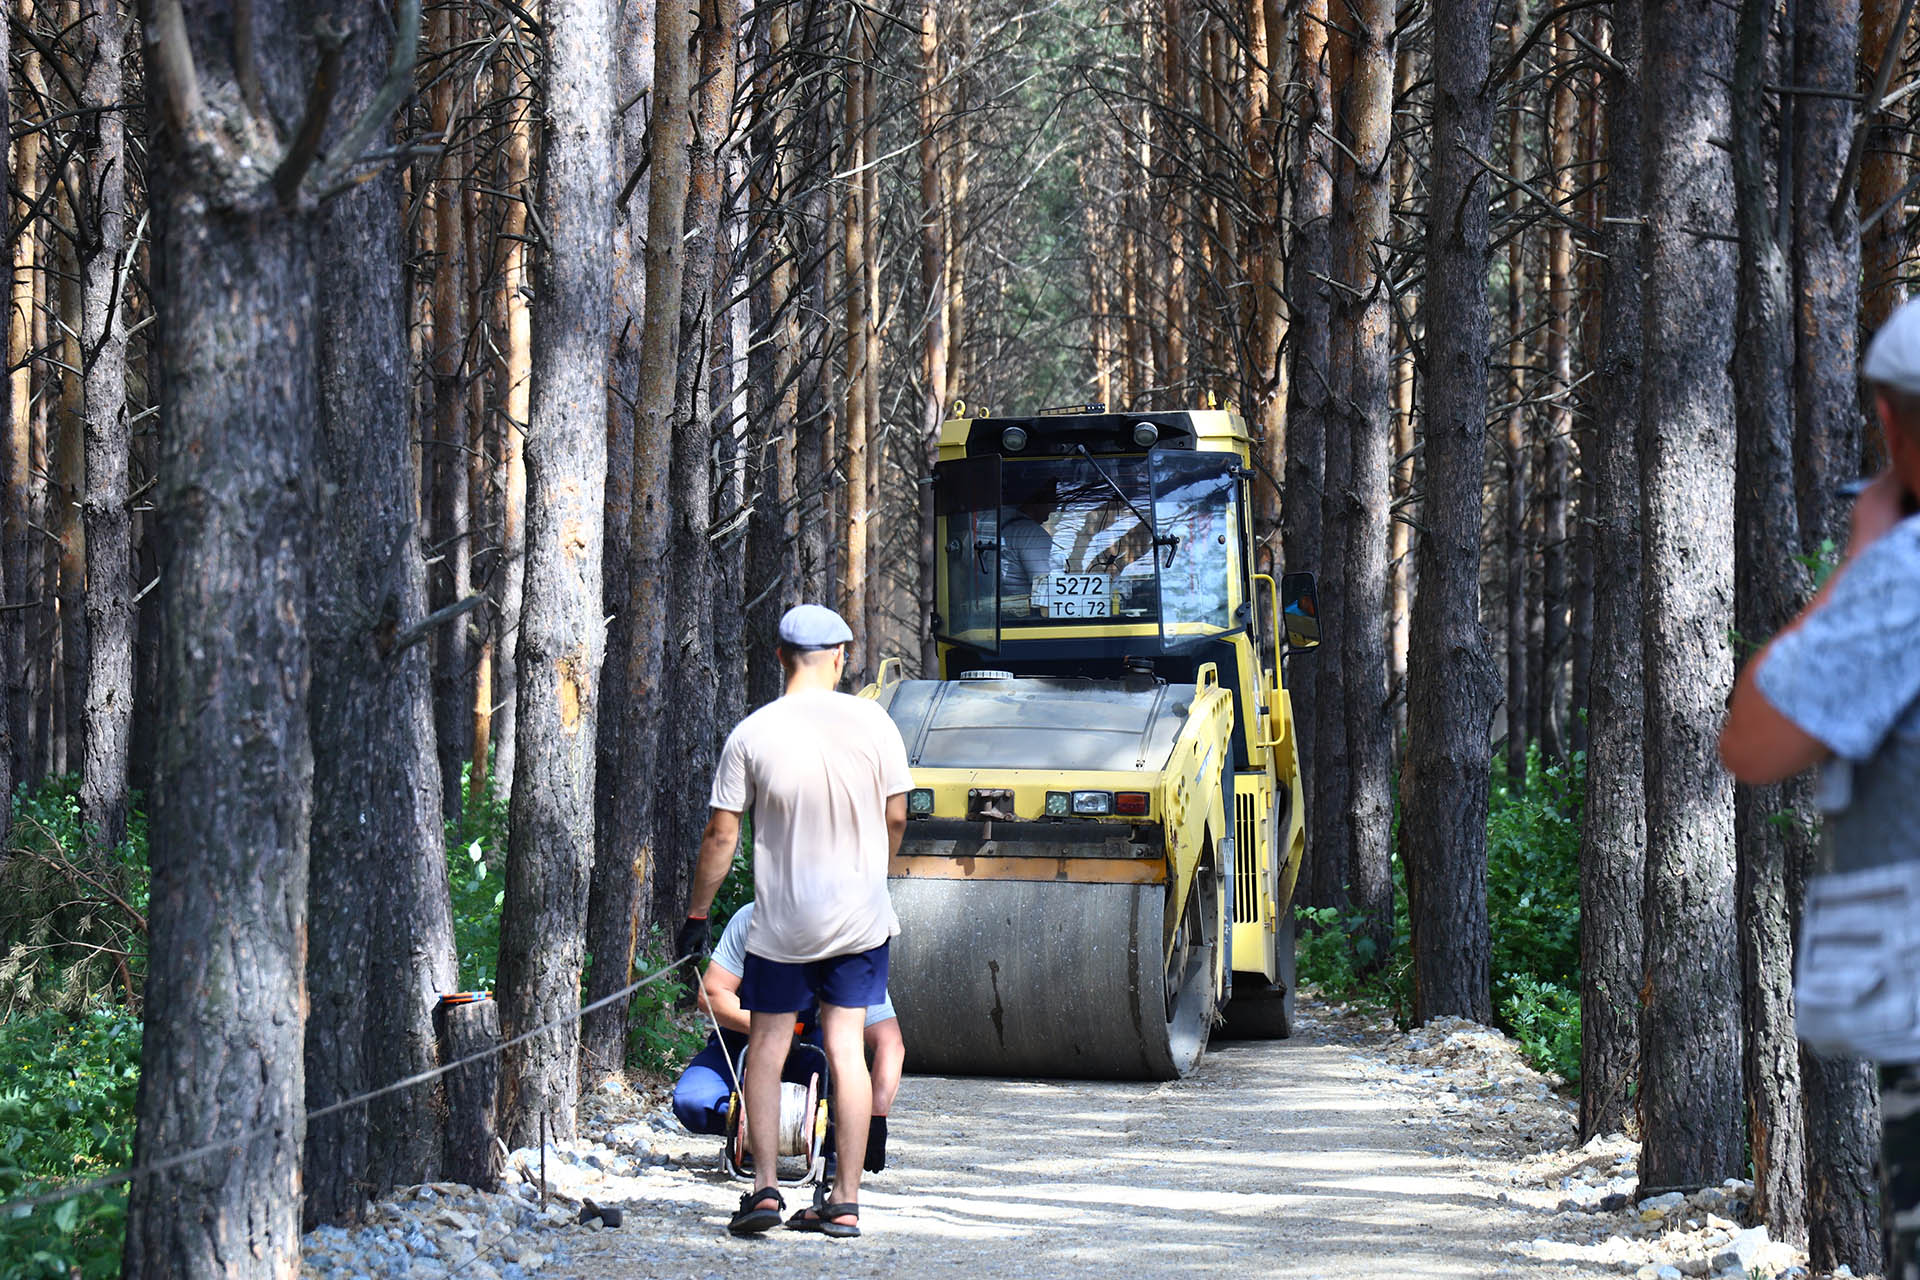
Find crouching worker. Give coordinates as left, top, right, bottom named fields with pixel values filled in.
left=672, top=899, right=906, bottom=1175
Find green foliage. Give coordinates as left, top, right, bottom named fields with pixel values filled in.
left=1486, top=746, right=1582, bottom=1019
left=625, top=931, right=709, bottom=1076
left=1301, top=744, right=1585, bottom=1081
left=0, top=776, right=150, bottom=1019
left=446, top=759, right=510, bottom=990
left=1501, top=975, right=1582, bottom=1083
left=0, top=1003, right=142, bottom=1279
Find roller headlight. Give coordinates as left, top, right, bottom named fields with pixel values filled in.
left=907, top=788, right=935, bottom=816
left=1131, top=421, right=1159, bottom=449
left=1071, top=790, right=1113, bottom=815
left=1045, top=791, right=1072, bottom=817
left=1001, top=426, right=1029, bottom=452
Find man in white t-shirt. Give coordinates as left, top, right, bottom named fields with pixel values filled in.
left=676, top=604, right=913, bottom=1239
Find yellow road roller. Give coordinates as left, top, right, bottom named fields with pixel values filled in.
left=862, top=404, right=1318, bottom=1080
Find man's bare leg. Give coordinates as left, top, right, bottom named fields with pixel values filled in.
left=818, top=1002, right=870, bottom=1223
left=743, top=1011, right=795, bottom=1200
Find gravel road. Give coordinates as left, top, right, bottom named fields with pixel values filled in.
left=554, top=1002, right=1635, bottom=1280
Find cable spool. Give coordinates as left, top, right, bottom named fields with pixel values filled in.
left=777, top=1082, right=813, bottom=1156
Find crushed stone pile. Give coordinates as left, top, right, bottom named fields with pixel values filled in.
left=1309, top=996, right=1822, bottom=1280
left=297, top=1078, right=691, bottom=1280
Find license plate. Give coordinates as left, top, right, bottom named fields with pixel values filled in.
left=1045, top=573, right=1110, bottom=618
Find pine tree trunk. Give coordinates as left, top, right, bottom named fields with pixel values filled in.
left=1502, top=2, right=1530, bottom=780
left=1859, top=0, right=1912, bottom=358
left=1794, top=0, right=1882, bottom=1268
left=123, top=7, right=319, bottom=1269
left=1287, top=0, right=1331, bottom=907
left=492, top=62, right=532, bottom=798
left=78, top=0, right=130, bottom=855
left=1730, top=0, right=1808, bottom=1238
left=1636, top=0, right=1744, bottom=1194
left=428, top=9, right=472, bottom=824
left=1403, top=0, right=1497, bottom=1024
left=1539, top=20, right=1575, bottom=764
left=0, top=0, right=9, bottom=853
left=840, top=15, right=871, bottom=677
left=1340, top=0, right=1396, bottom=965
left=918, top=0, right=947, bottom=676
left=305, top=3, right=458, bottom=1219
left=498, top=0, right=615, bottom=1149
left=583, top=0, right=656, bottom=1087
left=1576, top=0, right=1645, bottom=1142
left=652, top=0, right=736, bottom=931
left=5, top=5, right=40, bottom=795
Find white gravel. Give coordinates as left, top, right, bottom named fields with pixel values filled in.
left=301, top=996, right=1829, bottom=1280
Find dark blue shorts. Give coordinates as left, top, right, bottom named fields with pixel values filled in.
left=739, top=941, right=890, bottom=1014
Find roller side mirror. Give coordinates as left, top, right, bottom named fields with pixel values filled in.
left=1280, top=572, right=1321, bottom=654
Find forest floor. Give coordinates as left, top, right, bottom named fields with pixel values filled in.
left=300, top=998, right=1828, bottom=1280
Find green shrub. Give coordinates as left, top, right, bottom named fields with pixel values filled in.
left=0, top=1003, right=142, bottom=1279
left=1502, top=974, right=1582, bottom=1083
left=1300, top=745, right=1585, bottom=1079
left=0, top=777, right=150, bottom=1018
left=446, top=760, right=509, bottom=991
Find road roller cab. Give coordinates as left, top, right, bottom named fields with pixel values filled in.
left=863, top=403, right=1317, bottom=1080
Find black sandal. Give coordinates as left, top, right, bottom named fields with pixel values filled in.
left=728, top=1186, right=785, bottom=1236
left=786, top=1191, right=860, bottom=1239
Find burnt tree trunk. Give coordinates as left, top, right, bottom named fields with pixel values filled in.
left=583, top=0, right=656, bottom=1088
left=653, top=0, right=737, bottom=929
left=122, top=5, right=319, bottom=1271
left=78, top=0, right=131, bottom=853
left=1577, top=0, right=1645, bottom=1142
left=1794, top=0, right=1883, bottom=1267
left=917, top=0, right=947, bottom=677
left=304, top=0, right=459, bottom=1224
left=1730, top=0, right=1808, bottom=1237
left=1340, top=0, right=1396, bottom=966
left=1403, top=0, right=1497, bottom=1025
left=1636, top=0, right=1745, bottom=1195
left=1283, top=0, right=1331, bottom=905
left=498, top=0, right=615, bottom=1149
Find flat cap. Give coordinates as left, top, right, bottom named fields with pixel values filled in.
left=1864, top=297, right=1920, bottom=394
left=778, top=603, right=853, bottom=649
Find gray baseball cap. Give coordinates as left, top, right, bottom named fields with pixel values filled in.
left=778, top=603, right=853, bottom=649
left=1864, top=297, right=1920, bottom=394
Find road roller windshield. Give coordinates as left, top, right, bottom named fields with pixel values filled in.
left=933, top=447, right=1240, bottom=652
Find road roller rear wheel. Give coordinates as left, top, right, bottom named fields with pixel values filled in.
left=1222, top=902, right=1295, bottom=1039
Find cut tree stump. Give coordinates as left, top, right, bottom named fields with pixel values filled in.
left=434, top=995, right=504, bottom=1191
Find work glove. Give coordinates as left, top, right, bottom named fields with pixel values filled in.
left=863, top=1115, right=888, bottom=1172
left=674, top=915, right=712, bottom=962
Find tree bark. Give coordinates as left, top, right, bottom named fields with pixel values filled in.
left=1403, top=0, right=1497, bottom=1025
left=78, top=0, right=131, bottom=854
left=1792, top=0, right=1882, bottom=1268
left=1859, top=0, right=1912, bottom=378
left=1729, top=0, right=1808, bottom=1239
left=1503, top=1, right=1530, bottom=781
left=1340, top=0, right=1397, bottom=967
left=1636, top=0, right=1745, bottom=1195
left=1539, top=19, right=1575, bottom=764
left=918, top=0, right=947, bottom=677
left=840, top=14, right=872, bottom=678
left=498, top=0, right=615, bottom=1149
left=0, top=0, right=9, bottom=854
left=5, top=2, right=41, bottom=796
left=492, top=57, right=533, bottom=800
left=304, top=0, right=459, bottom=1224
left=428, top=6, right=472, bottom=824
left=1287, top=0, right=1331, bottom=907
left=123, top=5, right=318, bottom=1270
left=1577, top=0, right=1645, bottom=1143
left=652, top=0, right=737, bottom=931
left=583, top=0, right=656, bottom=1089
